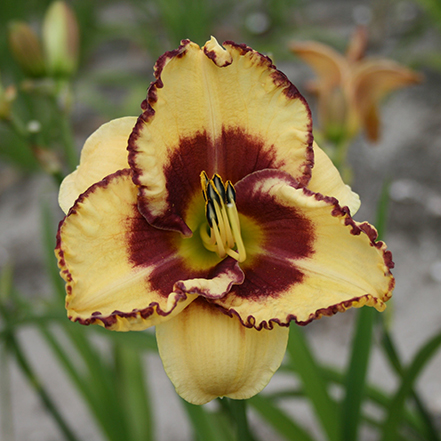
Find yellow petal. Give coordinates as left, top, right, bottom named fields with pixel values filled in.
left=129, top=37, right=313, bottom=233
left=213, top=171, right=394, bottom=327
left=290, top=40, right=347, bottom=91
left=308, top=142, right=360, bottom=215
left=345, top=26, right=368, bottom=63
left=156, top=298, right=289, bottom=404
left=56, top=170, right=197, bottom=331
left=351, top=59, right=422, bottom=141
left=59, top=117, right=137, bottom=213
left=290, top=41, right=351, bottom=137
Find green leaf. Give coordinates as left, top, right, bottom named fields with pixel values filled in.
left=0, top=263, right=13, bottom=311
left=381, top=328, right=441, bottom=441
left=41, top=322, right=129, bottom=441
left=249, top=394, right=315, bottom=441
left=6, top=331, right=80, bottom=441
left=412, top=0, right=441, bottom=32
left=287, top=325, right=339, bottom=441
left=380, top=321, right=440, bottom=441
left=114, top=343, right=154, bottom=441
left=341, top=307, right=377, bottom=441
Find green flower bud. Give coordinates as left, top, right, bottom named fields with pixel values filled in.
left=42, top=1, right=79, bottom=77
left=8, top=22, right=46, bottom=78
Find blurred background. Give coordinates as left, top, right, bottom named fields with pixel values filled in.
left=1, top=0, right=441, bottom=440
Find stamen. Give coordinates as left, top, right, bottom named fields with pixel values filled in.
left=200, top=171, right=246, bottom=263
left=207, top=181, right=221, bottom=205
left=225, top=181, right=236, bottom=203
left=213, top=174, right=226, bottom=203
left=205, top=200, right=217, bottom=228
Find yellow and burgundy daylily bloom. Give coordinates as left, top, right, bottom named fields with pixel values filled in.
left=290, top=27, right=422, bottom=142
left=56, top=37, right=394, bottom=405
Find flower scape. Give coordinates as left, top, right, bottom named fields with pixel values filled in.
left=56, top=37, right=394, bottom=405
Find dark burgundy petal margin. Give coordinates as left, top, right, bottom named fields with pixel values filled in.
left=127, top=39, right=314, bottom=235
left=56, top=168, right=247, bottom=328
left=213, top=291, right=395, bottom=331
left=231, top=169, right=315, bottom=301
left=208, top=169, right=395, bottom=330
left=174, top=258, right=245, bottom=300
left=129, top=126, right=289, bottom=235
left=223, top=41, right=311, bottom=106
left=55, top=169, right=202, bottom=328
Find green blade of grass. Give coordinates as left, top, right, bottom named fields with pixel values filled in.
left=39, top=324, right=122, bottom=440
left=39, top=323, right=127, bottom=441
left=380, top=322, right=440, bottom=441
left=6, top=331, right=80, bottom=441
left=381, top=328, right=441, bottom=441
left=114, top=343, right=154, bottom=441
left=63, top=323, right=132, bottom=441
left=287, top=325, right=339, bottom=441
left=341, top=307, right=377, bottom=441
left=321, top=365, right=429, bottom=438
left=275, top=363, right=429, bottom=440
left=249, top=394, right=315, bottom=441
left=412, top=0, right=441, bottom=31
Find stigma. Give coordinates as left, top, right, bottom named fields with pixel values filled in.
left=200, top=172, right=246, bottom=263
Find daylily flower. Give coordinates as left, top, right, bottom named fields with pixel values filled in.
left=56, top=37, right=394, bottom=405
left=290, top=27, right=422, bottom=143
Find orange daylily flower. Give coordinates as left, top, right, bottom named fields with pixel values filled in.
left=290, top=27, right=423, bottom=143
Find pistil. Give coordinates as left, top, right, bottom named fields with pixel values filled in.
left=200, top=172, right=246, bottom=262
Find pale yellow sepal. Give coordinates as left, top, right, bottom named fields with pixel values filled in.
left=308, top=142, right=360, bottom=215
left=156, top=299, right=289, bottom=404
left=59, top=117, right=137, bottom=213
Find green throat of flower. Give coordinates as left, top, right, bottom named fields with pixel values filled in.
left=200, top=172, right=246, bottom=263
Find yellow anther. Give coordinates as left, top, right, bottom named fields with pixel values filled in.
left=200, top=171, right=246, bottom=263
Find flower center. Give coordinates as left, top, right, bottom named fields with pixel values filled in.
left=199, top=171, right=246, bottom=263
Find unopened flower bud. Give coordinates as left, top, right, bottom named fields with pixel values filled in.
left=8, top=22, right=46, bottom=78
left=42, top=1, right=79, bottom=77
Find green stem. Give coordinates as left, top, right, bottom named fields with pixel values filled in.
left=227, top=399, right=254, bottom=441
left=0, top=342, right=14, bottom=441
left=59, top=110, right=78, bottom=172
left=341, top=307, right=376, bottom=441
left=5, top=332, right=80, bottom=441
left=54, top=81, right=78, bottom=173
left=5, top=112, right=65, bottom=185
left=5, top=112, right=29, bottom=139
